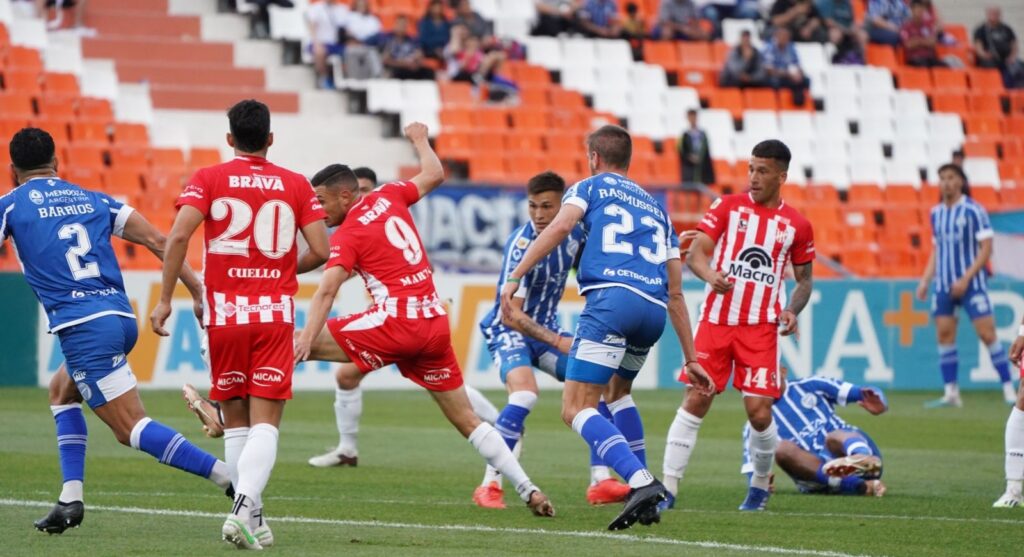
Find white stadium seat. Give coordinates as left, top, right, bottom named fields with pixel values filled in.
left=80, top=59, right=119, bottom=101
left=629, top=111, right=669, bottom=139
left=470, top=0, right=499, bottom=20
left=858, top=116, right=896, bottom=143
left=891, top=140, right=929, bottom=168
left=560, top=65, right=597, bottom=95
left=859, top=67, right=895, bottom=94
left=894, top=116, right=929, bottom=141
left=742, top=110, right=780, bottom=137
left=525, top=36, right=562, bottom=70
left=813, top=138, right=850, bottom=164
left=631, top=64, right=668, bottom=91
left=812, top=161, right=851, bottom=189
left=562, top=37, right=597, bottom=69
left=928, top=113, right=965, bottom=144
left=814, top=112, right=852, bottom=139
left=858, top=93, right=894, bottom=120
left=722, top=18, right=762, bottom=47
left=401, top=108, right=440, bottom=137
left=850, top=136, right=885, bottom=164
left=893, top=90, right=930, bottom=118
left=963, top=158, right=1001, bottom=188
left=366, top=79, right=404, bottom=113
left=593, top=88, right=630, bottom=117
left=796, top=43, right=830, bottom=77
left=779, top=111, right=814, bottom=141
left=595, top=39, right=634, bottom=68
left=850, top=160, right=886, bottom=186
left=595, top=65, right=630, bottom=92
left=885, top=159, right=923, bottom=187
left=402, top=81, right=440, bottom=111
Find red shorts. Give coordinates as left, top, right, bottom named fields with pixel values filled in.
left=207, top=323, right=294, bottom=401
left=678, top=321, right=782, bottom=398
left=327, top=310, right=463, bottom=392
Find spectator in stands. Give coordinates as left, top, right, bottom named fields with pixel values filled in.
left=817, top=0, right=867, bottom=64
left=974, top=7, right=1023, bottom=88
left=865, top=0, right=910, bottom=46
left=578, top=0, right=624, bottom=39
left=533, top=0, right=578, bottom=37
left=383, top=15, right=437, bottom=80
left=445, top=24, right=517, bottom=101
left=701, top=1, right=761, bottom=25
left=31, top=0, right=94, bottom=34
left=306, top=0, right=350, bottom=89
left=419, top=0, right=452, bottom=60
left=901, top=0, right=944, bottom=67
left=622, top=2, right=647, bottom=60
left=452, top=0, right=493, bottom=40
left=343, top=0, right=383, bottom=80
left=654, top=0, right=709, bottom=41
left=770, top=0, right=829, bottom=43
left=762, top=27, right=811, bottom=106
left=679, top=109, right=715, bottom=186
left=245, top=0, right=295, bottom=40
left=719, top=30, right=767, bottom=87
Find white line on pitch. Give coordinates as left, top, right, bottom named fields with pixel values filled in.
left=0, top=498, right=875, bottom=557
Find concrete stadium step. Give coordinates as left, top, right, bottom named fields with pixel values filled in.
left=84, top=11, right=201, bottom=39
left=116, top=61, right=265, bottom=88
left=169, top=0, right=221, bottom=16
left=83, top=36, right=234, bottom=65
left=200, top=13, right=251, bottom=42
left=149, top=83, right=299, bottom=113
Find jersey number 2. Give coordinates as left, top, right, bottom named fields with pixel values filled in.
left=209, top=198, right=296, bottom=259
left=59, top=223, right=100, bottom=280
left=601, top=204, right=667, bottom=264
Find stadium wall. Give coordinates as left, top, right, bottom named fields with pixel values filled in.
left=0, top=274, right=38, bottom=386
left=18, top=272, right=1024, bottom=392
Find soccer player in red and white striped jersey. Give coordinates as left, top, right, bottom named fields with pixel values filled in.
left=662, top=139, right=815, bottom=512
left=152, top=100, right=331, bottom=549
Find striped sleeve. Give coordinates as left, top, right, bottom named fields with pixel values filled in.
left=0, top=193, right=14, bottom=241
left=563, top=178, right=591, bottom=212
left=971, top=203, right=994, bottom=241
left=97, top=193, right=134, bottom=238
left=501, top=226, right=531, bottom=300
left=799, top=377, right=860, bottom=405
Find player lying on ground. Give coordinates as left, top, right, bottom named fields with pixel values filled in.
left=152, top=99, right=331, bottom=550
left=995, top=324, right=1024, bottom=507
left=1, top=127, right=233, bottom=535
left=475, top=171, right=630, bottom=509
left=292, top=122, right=554, bottom=517
left=741, top=376, right=888, bottom=496
left=665, top=139, right=815, bottom=512
left=501, top=125, right=713, bottom=530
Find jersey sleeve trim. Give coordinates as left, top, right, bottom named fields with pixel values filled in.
left=668, top=246, right=681, bottom=260
left=564, top=196, right=588, bottom=211
left=976, top=228, right=994, bottom=241
left=837, top=382, right=854, bottom=406
left=0, top=203, right=13, bottom=239
left=112, top=205, right=135, bottom=238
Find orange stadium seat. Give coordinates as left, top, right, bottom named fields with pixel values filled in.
left=517, top=87, right=549, bottom=107
left=999, top=161, right=1024, bottom=188
left=643, top=41, right=679, bottom=68
left=632, top=136, right=655, bottom=155
left=711, top=41, right=730, bottom=65
left=439, top=82, right=474, bottom=106
left=778, top=88, right=813, bottom=110
left=435, top=132, right=472, bottom=160
left=805, top=184, right=840, bottom=205
left=64, top=144, right=106, bottom=169
left=505, top=153, right=547, bottom=182
left=931, top=68, right=969, bottom=93
left=3, top=69, right=43, bottom=95
left=189, top=147, right=221, bottom=169
left=895, top=67, right=932, bottom=91
left=842, top=248, right=880, bottom=276
left=472, top=131, right=504, bottom=154
left=472, top=108, right=509, bottom=131
left=0, top=92, right=35, bottom=120
left=103, top=168, right=144, bottom=197
left=545, top=132, right=584, bottom=154
left=468, top=155, right=505, bottom=182
left=678, top=42, right=714, bottom=70
left=968, top=68, right=1004, bottom=92
left=743, top=88, right=778, bottom=111
left=847, top=184, right=884, bottom=207
left=112, top=123, right=149, bottom=147
left=109, top=146, right=150, bottom=170
left=883, top=206, right=923, bottom=227
left=1012, top=91, right=1024, bottom=114
left=965, top=115, right=1003, bottom=138
left=708, top=88, right=743, bottom=119
left=931, top=92, right=968, bottom=114
left=963, top=139, right=998, bottom=158
left=77, top=98, right=114, bottom=122
left=1004, top=136, right=1024, bottom=159
left=1002, top=187, right=1024, bottom=208
left=549, top=88, right=586, bottom=109
left=143, top=171, right=188, bottom=196
left=150, top=148, right=188, bottom=173
left=41, top=72, right=80, bottom=100
left=971, top=186, right=1001, bottom=211
left=511, top=108, right=549, bottom=130
left=969, top=93, right=1004, bottom=116
left=543, top=155, right=581, bottom=179
left=30, top=117, right=71, bottom=146
left=1007, top=116, right=1024, bottom=136
left=504, top=131, right=544, bottom=152
left=508, top=63, right=551, bottom=86
left=0, top=118, right=27, bottom=139
left=439, top=107, right=473, bottom=130
left=877, top=248, right=918, bottom=277
left=6, top=46, right=44, bottom=72
left=62, top=166, right=104, bottom=189
left=866, top=44, right=899, bottom=71
left=884, top=184, right=921, bottom=206
left=37, top=97, right=76, bottom=119
left=69, top=121, right=110, bottom=146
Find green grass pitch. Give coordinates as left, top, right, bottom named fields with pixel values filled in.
left=0, top=387, right=1020, bottom=556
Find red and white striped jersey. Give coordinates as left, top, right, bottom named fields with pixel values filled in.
left=327, top=181, right=445, bottom=320
left=177, top=155, right=326, bottom=327
left=696, top=193, right=814, bottom=326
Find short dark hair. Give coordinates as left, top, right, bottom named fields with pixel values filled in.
left=587, top=125, right=632, bottom=169
left=9, top=127, right=56, bottom=171
left=311, top=163, right=358, bottom=190
left=353, top=166, right=378, bottom=186
left=687, top=108, right=698, bottom=117
left=937, top=163, right=971, bottom=197
left=227, top=99, right=271, bottom=153
left=751, top=139, right=792, bottom=170
left=527, top=171, right=565, bottom=196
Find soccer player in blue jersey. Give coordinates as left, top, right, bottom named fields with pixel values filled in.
left=500, top=125, right=713, bottom=530
left=916, top=163, right=1016, bottom=407
left=1, top=128, right=233, bottom=534
left=740, top=376, right=888, bottom=497
left=475, top=171, right=630, bottom=509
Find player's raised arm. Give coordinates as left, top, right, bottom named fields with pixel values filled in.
left=151, top=206, right=204, bottom=336
left=500, top=204, right=583, bottom=321
left=687, top=231, right=733, bottom=293
left=294, top=264, right=351, bottom=363
left=405, top=122, right=445, bottom=199
left=121, top=210, right=205, bottom=324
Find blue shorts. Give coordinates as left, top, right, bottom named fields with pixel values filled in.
left=485, top=329, right=568, bottom=382
left=932, top=287, right=993, bottom=320
left=566, top=287, right=666, bottom=385
left=56, top=315, right=139, bottom=409
left=307, top=43, right=344, bottom=56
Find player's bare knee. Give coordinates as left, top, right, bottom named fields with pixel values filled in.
left=682, top=388, right=713, bottom=417
left=774, top=441, right=799, bottom=466
left=336, top=368, right=363, bottom=390
left=747, top=405, right=774, bottom=431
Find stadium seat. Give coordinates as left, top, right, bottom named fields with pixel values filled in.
left=103, top=168, right=143, bottom=197
left=593, top=88, right=630, bottom=117
left=473, top=108, right=510, bottom=131
left=884, top=184, right=921, bottom=206
left=963, top=138, right=998, bottom=158
left=931, top=92, right=968, bottom=115
left=970, top=186, right=1001, bottom=210
left=850, top=136, right=885, bottom=164
left=644, top=41, right=678, bottom=68
left=779, top=111, right=814, bottom=141
left=743, top=89, right=778, bottom=111
left=0, top=92, right=35, bottom=120
left=928, top=113, right=965, bottom=143
left=859, top=93, right=895, bottom=120
left=894, top=90, right=930, bottom=118
left=885, top=159, right=923, bottom=187
left=796, top=43, right=830, bottom=79
left=967, top=68, right=1004, bottom=92
left=866, top=44, right=899, bottom=72
left=963, top=158, right=1001, bottom=188
left=62, top=166, right=104, bottom=189
left=109, top=146, right=149, bottom=170
left=525, top=36, right=562, bottom=70
left=722, top=19, right=761, bottom=47
left=894, top=67, right=931, bottom=91
left=7, top=46, right=44, bottom=72
left=847, top=183, right=884, bottom=207
left=508, top=62, right=551, bottom=87
left=630, top=111, right=668, bottom=138
left=468, top=154, right=505, bottom=182
left=561, top=65, right=597, bottom=96
left=150, top=148, right=188, bottom=174
left=631, top=64, right=668, bottom=92
left=64, top=144, right=106, bottom=169
left=69, top=121, right=109, bottom=146
left=891, top=139, right=928, bottom=168
left=112, top=123, right=149, bottom=147
left=964, top=115, right=1003, bottom=139
left=402, top=81, right=441, bottom=111
left=3, top=68, right=43, bottom=94
left=812, top=162, right=851, bottom=189
left=931, top=68, right=969, bottom=93
left=41, top=72, right=79, bottom=100
left=894, top=116, right=929, bottom=141
left=189, top=148, right=221, bottom=170
left=366, top=79, right=403, bottom=113
left=78, top=97, right=114, bottom=122
left=742, top=110, right=779, bottom=137
left=595, top=40, right=633, bottom=69
left=824, top=91, right=860, bottom=120
left=709, top=88, right=744, bottom=120
left=678, top=42, right=715, bottom=71
left=814, top=112, right=851, bottom=139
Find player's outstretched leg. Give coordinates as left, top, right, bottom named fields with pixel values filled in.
left=309, top=366, right=362, bottom=468
left=587, top=399, right=630, bottom=505
left=36, top=367, right=88, bottom=534
left=822, top=432, right=883, bottom=479
left=995, top=398, right=1024, bottom=508
left=662, top=389, right=713, bottom=510
left=182, top=383, right=224, bottom=438
left=432, top=386, right=554, bottom=517
left=740, top=397, right=778, bottom=511
left=926, top=341, right=963, bottom=408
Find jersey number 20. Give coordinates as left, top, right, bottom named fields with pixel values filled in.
left=601, top=204, right=667, bottom=264
left=209, top=198, right=296, bottom=259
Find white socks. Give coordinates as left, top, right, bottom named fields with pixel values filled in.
left=233, top=423, right=279, bottom=517
left=468, top=422, right=536, bottom=501
left=663, top=408, right=703, bottom=495
left=224, top=427, right=249, bottom=487
left=1005, top=407, right=1024, bottom=495
left=748, top=419, right=778, bottom=491
left=466, top=385, right=500, bottom=425
left=334, top=387, right=362, bottom=457
left=591, top=465, right=612, bottom=485
left=481, top=440, right=520, bottom=487
left=60, top=480, right=83, bottom=503
left=944, top=382, right=961, bottom=400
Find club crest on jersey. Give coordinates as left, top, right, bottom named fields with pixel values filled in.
left=515, top=237, right=530, bottom=250
left=729, top=246, right=776, bottom=285
left=228, top=175, right=285, bottom=191
left=603, top=176, right=617, bottom=185
left=801, top=393, right=817, bottom=409
left=737, top=218, right=749, bottom=232
left=220, top=302, right=237, bottom=318
left=29, top=190, right=44, bottom=205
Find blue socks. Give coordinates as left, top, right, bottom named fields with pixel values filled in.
left=989, top=341, right=1012, bottom=384
left=572, top=408, right=647, bottom=486
left=938, top=344, right=958, bottom=385
left=815, top=465, right=865, bottom=494
left=590, top=400, right=614, bottom=466
left=494, top=391, right=537, bottom=451
left=609, top=395, right=646, bottom=466
left=843, top=435, right=873, bottom=456
left=52, top=404, right=87, bottom=502
left=129, top=417, right=216, bottom=479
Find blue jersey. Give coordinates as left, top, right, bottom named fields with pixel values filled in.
left=563, top=172, right=679, bottom=307
left=929, top=197, right=993, bottom=293
left=0, top=177, right=135, bottom=333
left=480, top=221, right=583, bottom=339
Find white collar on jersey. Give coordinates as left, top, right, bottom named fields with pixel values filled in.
left=24, top=175, right=60, bottom=185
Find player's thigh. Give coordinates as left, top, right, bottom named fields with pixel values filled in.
left=774, top=440, right=824, bottom=482
left=565, top=303, right=628, bottom=386
left=207, top=325, right=252, bottom=401
left=489, top=331, right=532, bottom=384
left=733, top=324, right=783, bottom=399
left=428, top=386, right=481, bottom=438
left=934, top=315, right=958, bottom=344
left=680, top=321, right=733, bottom=394
left=49, top=363, right=82, bottom=405
left=249, top=323, right=296, bottom=401
left=57, top=316, right=140, bottom=411
left=963, top=289, right=995, bottom=326
left=91, top=387, right=148, bottom=445
left=505, top=365, right=540, bottom=394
